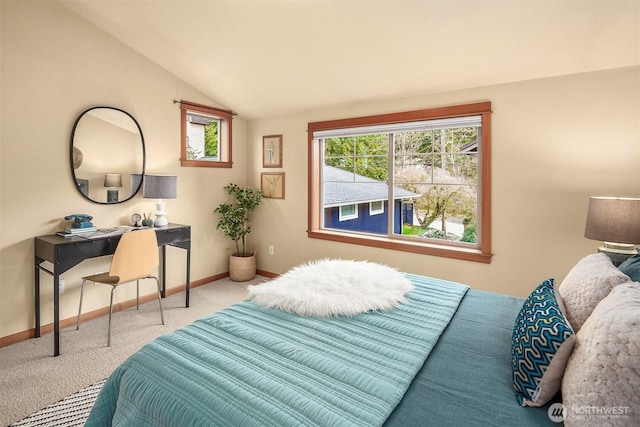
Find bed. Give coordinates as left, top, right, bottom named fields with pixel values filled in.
left=85, top=256, right=640, bottom=426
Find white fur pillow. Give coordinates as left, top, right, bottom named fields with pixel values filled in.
left=247, top=259, right=413, bottom=317
left=558, top=253, right=629, bottom=332
left=561, top=282, right=640, bottom=426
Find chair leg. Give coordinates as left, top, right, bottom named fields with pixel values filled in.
left=154, top=277, right=165, bottom=325
left=107, top=286, right=116, bottom=347
left=76, top=280, right=88, bottom=330
left=136, top=279, right=140, bottom=310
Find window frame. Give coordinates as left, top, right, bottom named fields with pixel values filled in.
left=339, top=204, right=359, bottom=221
left=179, top=100, right=233, bottom=168
left=307, top=101, right=492, bottom=263
left=369, top=200, right=384, bottom=216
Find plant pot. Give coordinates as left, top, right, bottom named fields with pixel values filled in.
left=229, top=253, right=256, bottom=282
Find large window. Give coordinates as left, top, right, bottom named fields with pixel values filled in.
left=308, top=102, right=492, bottom=263
left=180, top=100, right=233, bottom=168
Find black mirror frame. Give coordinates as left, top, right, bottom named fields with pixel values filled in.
left=70, top=106, right=146, bottom=204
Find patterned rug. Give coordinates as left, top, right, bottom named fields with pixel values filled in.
left=10, top=380, right=105, bottom=427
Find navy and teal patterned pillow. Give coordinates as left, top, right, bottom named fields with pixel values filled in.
left=511, top=278, right=576, bottom=407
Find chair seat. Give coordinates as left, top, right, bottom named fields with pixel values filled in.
left=82, top=272, right=120, bottom=285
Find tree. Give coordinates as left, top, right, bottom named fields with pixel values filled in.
left=418, top=186, right=462, bottom=230
left=204, top=120, right=219, bottom=157
left=396, top=166, right=476, bottom=234
left=394, top=130, right=432, bottom=163
left=186, top=145, right=202, bottom=160
left=324, top=134, right=388, bottom=181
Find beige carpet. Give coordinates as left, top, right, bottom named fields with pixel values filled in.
left=0, top=276, right=264, bottom=426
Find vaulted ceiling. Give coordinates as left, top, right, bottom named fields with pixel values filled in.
left=59, top=1, right=639, bottom=119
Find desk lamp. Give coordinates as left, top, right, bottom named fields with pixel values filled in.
left=584, top=197, right=640, bottom=265
left=104, top=173, right=123, bottom=203
left=143, top=175, right=177, bottom=227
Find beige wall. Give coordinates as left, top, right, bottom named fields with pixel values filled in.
left=1, top=1, right=639, bottom=342
left=248, top=66, right=640, bottom=298
left=0, top=1, right=249, bottom=339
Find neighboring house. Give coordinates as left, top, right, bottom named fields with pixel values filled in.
left=323, top=165, right=419, bottom=235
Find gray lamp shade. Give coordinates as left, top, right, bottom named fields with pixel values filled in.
left=104, top=173, right=123, bottom=188
left=143, top=175, right=177, bottom=199
left=584, top=197, right=640, bottom=244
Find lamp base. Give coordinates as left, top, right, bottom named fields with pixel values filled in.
left=154, top=216, right=168, bottom=227
left=598, top=244, right=637, bottom=267
left=602, top=242, right=635, bottom=252
left=107, top=188, right=119, bottom=203
left=154, top=200, right=168, bottom=227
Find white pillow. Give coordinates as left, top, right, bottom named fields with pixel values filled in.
left=247, top=259, right=413, bottom=317
left=558, top=253, right=629, bottom=332
left=561, top=282, right=640, bottom=426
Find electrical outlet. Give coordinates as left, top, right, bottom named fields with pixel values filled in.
left=58, top=279, right=65, bottom=294
left=268, top=245, right=274, bottom=255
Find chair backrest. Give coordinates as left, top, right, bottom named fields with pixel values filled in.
left=109, top=229, right=159, bottom=283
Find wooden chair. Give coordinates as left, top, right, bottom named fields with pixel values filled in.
left=76, top=229, right=165, bottom=346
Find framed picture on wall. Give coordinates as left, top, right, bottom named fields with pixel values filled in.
left=262, top=134, right=283, bottom=168
left=261, top=172, right=285, bottom=199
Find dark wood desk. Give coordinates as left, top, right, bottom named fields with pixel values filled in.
left=34, top=223, right=191, bottom=356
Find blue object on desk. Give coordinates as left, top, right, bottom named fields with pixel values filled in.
left=73, top=221, right=94, bottom=228
left=64, top=213, right=94, bottom=228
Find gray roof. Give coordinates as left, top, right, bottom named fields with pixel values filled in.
left=323, top=165, right=418, bottom=207
left=460, top=138, right=478, bottom=153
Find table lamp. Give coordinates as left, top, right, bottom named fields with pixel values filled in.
left=584, top=196, right=640, bottom=264
left=104, top=173, right=123, bottom=203
left=143, top=175, right=177, bottom=227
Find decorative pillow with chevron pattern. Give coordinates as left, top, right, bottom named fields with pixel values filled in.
left=511, top=278, right=576, bottom=407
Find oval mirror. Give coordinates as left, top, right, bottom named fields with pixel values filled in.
left=70, top=106, right=146, bottom=204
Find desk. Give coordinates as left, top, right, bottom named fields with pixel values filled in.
left=34, top=223, right=191, bottom=356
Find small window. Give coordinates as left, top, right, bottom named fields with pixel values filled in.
left=179, top=100, right=233, bottom=168
left=339, top=204, right=358, bottom=221
left=370, top=201, right=384, bottom=215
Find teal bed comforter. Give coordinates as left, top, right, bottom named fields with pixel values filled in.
left=385, top=289, right=558, bottom=427
left=86, top=274, right=468, bottom=426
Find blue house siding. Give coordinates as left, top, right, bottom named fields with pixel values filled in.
left=324, top=200, right=409, bottom=234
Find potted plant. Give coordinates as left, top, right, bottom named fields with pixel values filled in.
left=214, top=183, right=263, bottom=281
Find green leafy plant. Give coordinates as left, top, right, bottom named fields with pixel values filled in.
left=214, top=183, right=263, bottom=256
left=461, top=219, right=477, bottom=243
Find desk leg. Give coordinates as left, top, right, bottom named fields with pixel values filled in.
left=185, top=247, right=191, bottom=308
left=160, top=245, right=167, bottom=298
left=34, top=259, right=41, bottom=338
left=53, top=274, right=60, bottom=357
